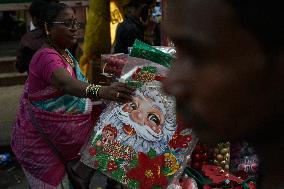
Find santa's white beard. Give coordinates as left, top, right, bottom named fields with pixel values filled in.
left=97, top=104, right=175, bottom=155
left=117, top=107, right=164, bottom=141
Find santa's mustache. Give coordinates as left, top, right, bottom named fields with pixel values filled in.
left=115, top=106, right=164, bottom=142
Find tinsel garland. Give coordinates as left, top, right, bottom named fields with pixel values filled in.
left=130, top=39, right=174, bottom=68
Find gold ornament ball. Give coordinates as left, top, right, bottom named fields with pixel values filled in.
left=216, top=154, right=224, bottom=161
left=220, top=148, right=229, bottom=155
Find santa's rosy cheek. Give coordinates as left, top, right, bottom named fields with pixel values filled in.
left=130, top=110, right=144, bottom=125
left=122, top=104, right=132, bottom=112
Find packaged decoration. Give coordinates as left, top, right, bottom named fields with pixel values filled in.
left=130, top=39, right=175, bottom=68
left=230, top=141, right=258, bottom=178
left=81, top=57, right=197, bottom=189
left=213, top=142, right=230, bottom=171
left=101, top=53, right=128, bottom=77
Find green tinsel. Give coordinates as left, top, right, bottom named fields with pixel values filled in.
left=126, top=80, right=143, bottom=89
left=130, top=40, right=174, bottom=68
left=141, top=66, right=157, bottom=74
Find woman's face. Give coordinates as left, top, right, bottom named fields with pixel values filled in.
left=49, top=7, right=78, bottom=49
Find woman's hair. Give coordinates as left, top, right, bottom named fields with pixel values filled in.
left=43, top=3, right=69, bottom=25
left=29, top=0, right=60, bottom=28
left=38, top=2, right=72, bottom=35
left=226, top=0, right=284, bottom=52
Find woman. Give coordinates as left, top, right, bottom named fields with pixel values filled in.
left=15, top=0, right=81, bottom=74
left=11, top=2, right=134, bottom=189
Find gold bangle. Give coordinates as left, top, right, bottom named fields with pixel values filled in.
left=86, top=84, right=102, bottom=101
left=93, top=84, right=102, bottom=99
left=85, top=84, right=93, bottom=97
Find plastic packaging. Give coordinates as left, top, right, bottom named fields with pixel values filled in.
left=130, top=40, right=175, bottom=68
left=81, top=57, right=197, bottom=189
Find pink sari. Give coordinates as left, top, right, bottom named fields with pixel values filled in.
left=11, top=48, right=93, bottom=188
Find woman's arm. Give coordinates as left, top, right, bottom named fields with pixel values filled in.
left=51, top=68, right=134, bottom=103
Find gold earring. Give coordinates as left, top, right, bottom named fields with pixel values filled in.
left=44, top=22, right=50, bottom=35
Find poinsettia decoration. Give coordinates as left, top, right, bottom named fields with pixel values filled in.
left=202, top=165, right=243, bottom=183
left=126, top=152, right=168, bottom=189
left=202, top=165, right=256, bottom=189
left=169, top=126, right=192, bottom=150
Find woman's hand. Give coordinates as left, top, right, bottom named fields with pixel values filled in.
left=98, top=82, right=135, bottom=103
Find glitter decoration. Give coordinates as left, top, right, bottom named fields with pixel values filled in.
left=130, top=40, right=174, bottom=68
left=80, top=59, right=196, bottom=189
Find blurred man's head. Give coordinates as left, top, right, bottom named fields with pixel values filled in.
left=123, top=0, right=155, bottom=21
left=163, top=0, right=284, bottom=144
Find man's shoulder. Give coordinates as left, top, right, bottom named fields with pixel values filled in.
left=20, top=29, right=44, bottom=50
left=118, top=18, right=139, bottom=31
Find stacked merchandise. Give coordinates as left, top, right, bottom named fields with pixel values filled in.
left=100, top=40, right=176, bottom=79
left=101, top=54, right=128, bottom=78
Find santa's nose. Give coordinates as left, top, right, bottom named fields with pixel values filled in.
left=130, top=110, right=144, bottom=125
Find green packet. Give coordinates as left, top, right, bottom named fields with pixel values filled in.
left=130, top=39, right=174, bottom=68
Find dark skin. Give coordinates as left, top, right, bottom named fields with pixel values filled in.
left=163, top=0, right=284, bottom=188
left=44, top=7, right=134, bottom=103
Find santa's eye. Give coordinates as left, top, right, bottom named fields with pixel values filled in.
left=148, top=114, right=160, bottom=125
left=130, top=102, right=137, bottom=110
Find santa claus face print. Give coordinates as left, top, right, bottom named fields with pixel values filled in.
left=122, top=96, right=165, bottom=135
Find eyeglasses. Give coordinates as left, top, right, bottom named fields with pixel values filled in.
left=52, top=19, right=81, bottom=29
